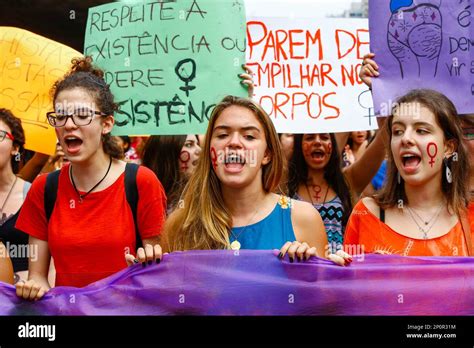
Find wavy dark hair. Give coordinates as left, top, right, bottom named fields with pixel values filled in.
left=51, top=56, right=122, bottom=159
left=288, top=133, right=352, bottom=228
left=142, top=135, right=187, bottom=211
left=0, top=108, right=25, bottom=174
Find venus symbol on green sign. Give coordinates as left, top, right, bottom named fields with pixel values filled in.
left=84, top=0, right=247, bottom=136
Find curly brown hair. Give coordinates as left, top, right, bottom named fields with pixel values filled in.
left=51, top=56, right=122, bottom=159
left=0, top=108, right=25, bottom=173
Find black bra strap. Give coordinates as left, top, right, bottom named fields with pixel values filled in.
left=380, top=208, right=385, bottom=223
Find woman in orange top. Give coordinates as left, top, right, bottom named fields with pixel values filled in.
left=344, top=88, right=472, bottom=257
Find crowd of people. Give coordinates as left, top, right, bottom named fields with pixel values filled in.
left=0, top=49, right=472, bottom=302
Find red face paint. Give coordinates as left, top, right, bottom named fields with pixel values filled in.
left=302, top=142, right=312, bottom=158
left=312, top=185, right=322, bottom=201
left=427, top=142, right=438, bottom=168
left=210, top=147, right=218, bottom=170
left=179, top=150, right=191, bottom=171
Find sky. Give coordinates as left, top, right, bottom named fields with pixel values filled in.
left=245, top=0, right=362, bottom=18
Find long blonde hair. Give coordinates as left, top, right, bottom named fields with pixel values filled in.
left=164, top=96, right=284, bottom=251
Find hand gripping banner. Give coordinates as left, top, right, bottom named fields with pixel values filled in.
left=1, top=250, right=474, bottom=315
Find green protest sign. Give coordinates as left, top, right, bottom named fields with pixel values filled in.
left=84, top=0, right=247, bottom=135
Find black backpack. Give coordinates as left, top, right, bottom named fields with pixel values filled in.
left=43, top=162, right=143, bottom=250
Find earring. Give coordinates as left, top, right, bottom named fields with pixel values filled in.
left=14, top=153, right=21, bottom=162
left=444, top=158, right=452, bottom=184
left=397, top=171, right=401, bottom=184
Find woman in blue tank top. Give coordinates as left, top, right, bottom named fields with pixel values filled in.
left=163, top=96, right=351, bottom=266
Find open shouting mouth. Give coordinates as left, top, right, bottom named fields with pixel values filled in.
left=64, top=135, right=83, bottom=155
left=224, top=153, right=246, bottom=173
left=310, top=149, right=326, bottom=163
left=400, top=152, right=421, bottom=174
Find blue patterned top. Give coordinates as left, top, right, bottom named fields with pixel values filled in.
left=294, top=193, right=344, bottom=253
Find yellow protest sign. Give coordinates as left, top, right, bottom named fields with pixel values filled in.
left=0, top=27, right=82, bottom=155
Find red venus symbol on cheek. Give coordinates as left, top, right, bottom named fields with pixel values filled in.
left=426, top=142, right=438, bottom=168
left=179, top=151, right=190, bottom=171
left=210, top=147, right=218, bottom=170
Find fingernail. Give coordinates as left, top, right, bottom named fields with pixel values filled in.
left=156, top=258, right=161, bottom=264
left=133, top=259, right=139, bottom=264
left=278, top=252, right=283, bottom=259
left=142, top=262, right=146, bottom=268
left=289, top=257, right=294, bottom=263
left=297, top=256, right=301, bottom=262
left=148, top=260, right=153, bottom=266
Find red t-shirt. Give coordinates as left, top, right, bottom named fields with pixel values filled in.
left=16, top=164, right=166, bottom=287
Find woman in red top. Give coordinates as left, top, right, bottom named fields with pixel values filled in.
left=15, top=57, right=167, bottom=300
left=344, top=87, right=472, bottom=256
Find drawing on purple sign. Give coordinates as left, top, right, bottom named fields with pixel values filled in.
left=358, top=89, right=375, bottom=126
left=387, top=0, right=442, bottom=78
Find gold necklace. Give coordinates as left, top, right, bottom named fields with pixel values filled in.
left=230, top=203, right=262, bottom=251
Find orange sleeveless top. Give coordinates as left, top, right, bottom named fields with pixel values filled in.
left=343, top=200, right=474, bottom=257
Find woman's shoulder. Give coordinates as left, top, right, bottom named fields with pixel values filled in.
left=358, top=196, right=380, bottom=216
left=287, top=195, right=323, bottom=224
left=136, top=164, right=166, bottom=198
left=273, top=193, right=311, bottom=212
left=26, top=173, right=48, bottom=193
left=137, top=164, right=160, bottom=181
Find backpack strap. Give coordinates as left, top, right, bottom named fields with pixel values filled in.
left=459, top=209, right=472, bottom=256
left=44, top=170, right=61, bottom=222
left=124, top=163, right=142, bottom=250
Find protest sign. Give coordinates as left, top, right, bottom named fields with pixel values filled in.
left=246, top=17, right=377, bottom=133
left=370, top=0, right=474, bottom=115
left=0, top=27, right=81, bottom=155
left=2, top=251, right=474, bottom=315
left=84, top=0, right=247, bottom=136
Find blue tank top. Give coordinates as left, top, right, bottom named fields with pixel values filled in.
left=230, top=196, right=296, bottom=250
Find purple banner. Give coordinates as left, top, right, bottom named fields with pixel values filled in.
left=1, top=250, right=474, bottom=315
left=369, top=0, right=474, bottom=115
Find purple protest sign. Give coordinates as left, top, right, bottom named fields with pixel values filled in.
left=1, top=250, right=474, bottom=315
left=369, top=0, right=474, bottom=115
